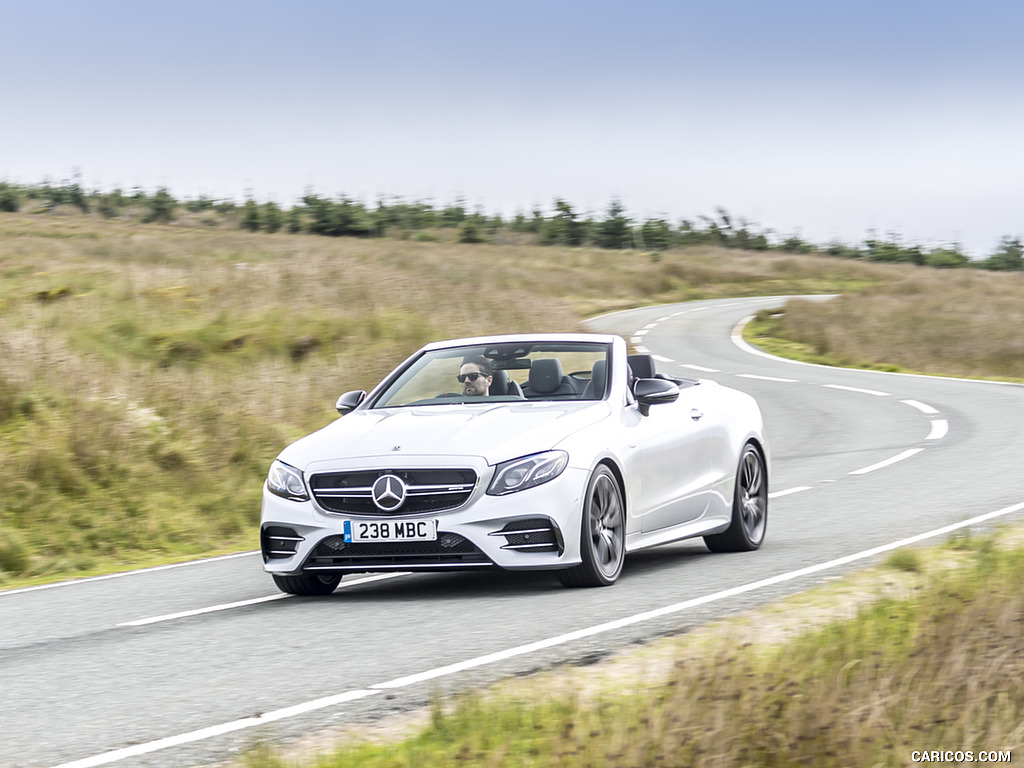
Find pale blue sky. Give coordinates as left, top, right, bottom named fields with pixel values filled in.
left=2, top=1, right=1022, bottom=255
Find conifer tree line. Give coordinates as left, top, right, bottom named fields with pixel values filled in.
left=0, top=178, right=1020, bottom=271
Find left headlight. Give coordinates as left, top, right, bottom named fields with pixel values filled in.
left=487, top=450, right=569, bottom=496
left=266, top=460, right=310, bottom=501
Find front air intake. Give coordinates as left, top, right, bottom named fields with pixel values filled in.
left=490, top=518, right=562, bottom=553
left=261, top=526, right=303, bottom=561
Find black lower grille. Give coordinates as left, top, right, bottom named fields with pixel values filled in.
left=303, top=533, right=492, bottom=569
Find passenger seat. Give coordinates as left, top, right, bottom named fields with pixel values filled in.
left=521, top=358, right=576, bottom=399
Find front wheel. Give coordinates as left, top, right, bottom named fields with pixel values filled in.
left=558, top=465, right=625, bottom=587
left=272, top=572, right=342, bottom=596
left=704, top=443, right=767, bottom=553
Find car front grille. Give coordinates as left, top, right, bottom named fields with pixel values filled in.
left=309, top=468, right=477, bottom=516
left=303, top=533, right=492, bottom=570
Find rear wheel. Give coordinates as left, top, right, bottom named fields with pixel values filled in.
left=705, top=443, right=767, bottom=553
left=272, top=573, right=342, bottom=596
left=558, top=465, right=625, bottom=587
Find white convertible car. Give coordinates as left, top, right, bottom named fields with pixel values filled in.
left=260, top=333, right=768, bottom=594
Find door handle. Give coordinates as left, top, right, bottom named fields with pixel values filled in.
left=690, top=409, right=703, bottom=421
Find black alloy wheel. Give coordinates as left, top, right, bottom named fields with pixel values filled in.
left=705, top=443, right=768, bottom=553
left=558, top=465, right=625, bottom=587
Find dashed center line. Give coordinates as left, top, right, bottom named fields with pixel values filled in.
left=736, top=374, right=799, bottom=383
left=681, top=363, right=719, bottom=373
left=768, top=486, right=812, bottom=499
left=822, top=384, right=890, bottom=397
left=926, top=419, right=949, bottom=441
left=902, top=399, right=940, bottom=414
left=849, top=448, right=924, bottom=475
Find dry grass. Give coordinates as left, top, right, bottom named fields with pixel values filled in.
left=772, top=271, right=1024, bottom=379
left=0, top=211, right=1017, bottom=582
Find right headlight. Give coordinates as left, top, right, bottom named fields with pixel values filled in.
left=486, top=450, right=569, bottom=496
left=266, top=460, right=310, bottom=501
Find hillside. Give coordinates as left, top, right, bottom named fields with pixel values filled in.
left=0, top=211, right=1021, bottom=584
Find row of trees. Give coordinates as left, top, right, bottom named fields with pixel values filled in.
left=1, top=180, right=1020, bottom=270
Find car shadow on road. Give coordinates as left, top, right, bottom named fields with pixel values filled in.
left=295, top=541, right=716, bottom=602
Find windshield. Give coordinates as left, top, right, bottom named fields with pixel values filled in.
left=372, top=341, right=610, bottom=408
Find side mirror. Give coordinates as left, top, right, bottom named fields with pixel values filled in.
left=335, top=390, right=367, bottom=415
left=633, top=378, right=679, bottom=415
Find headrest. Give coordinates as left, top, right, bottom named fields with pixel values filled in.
left=490, top=368, right=511, bottom=396
left=528, top=358, right=565, bottom=394
left=588, top=359, right=607, bottom=399
left=627, top=354, right=656, bottom=379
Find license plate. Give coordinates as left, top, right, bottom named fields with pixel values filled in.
left=343, top=519, right=438, bottom=543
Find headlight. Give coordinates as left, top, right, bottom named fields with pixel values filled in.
left=487, top=451, right=569, bottom=496
left=266, top=460, right=310, bottom=501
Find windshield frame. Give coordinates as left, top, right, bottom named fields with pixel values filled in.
left=366, top=340, right=612, bottom=410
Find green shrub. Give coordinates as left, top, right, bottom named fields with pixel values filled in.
left=0, top=527, right=30, bottom=574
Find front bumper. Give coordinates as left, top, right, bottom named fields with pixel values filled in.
left=260, top=457, right=588, bottom=575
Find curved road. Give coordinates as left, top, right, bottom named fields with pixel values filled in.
left=2, top=297, right=1023, bottom=768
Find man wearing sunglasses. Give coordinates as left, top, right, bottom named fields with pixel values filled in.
left=458, top=356, right=494, bottom=397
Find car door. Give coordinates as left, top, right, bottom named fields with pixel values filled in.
left=633, top=384, right=715, bottom=533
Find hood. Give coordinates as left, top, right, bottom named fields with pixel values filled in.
left=277, top=400, right=609, bottom=469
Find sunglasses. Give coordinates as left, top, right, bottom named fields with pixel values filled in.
left=457, top=372, right=489, bottom=383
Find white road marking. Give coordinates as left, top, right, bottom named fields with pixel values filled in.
left=634, top=329, right=649, bottom=336
left=643, top=323, right=658, bottom=330
left=120, top=594, right=289, bottom=626
left=652, top=354, right=673, bottom=363
left=49, top=689, right=382, bottom=768
left=822, top=384, right=890, bottom=397
left=119, top=573, right=410, bottom=627
left=49, top=499, right=1024, bottom=768
left=768, top=487, right=812, bottom=499
left=630, top=336, right=643, bottom=344
left=655, top=316, right=670, bottom=322
left=849, top=448, right=924, bottom=475
left=926, top=419, right=949, bottom=441
left=681, top=363, right=720, bottom=373
left=634, top=346, right=650, bottom=354
left=0, top=552, right=261, bottom=597
left=737, top=374, right=799, bottom=383
left=902, top=399, right=939, bottom=414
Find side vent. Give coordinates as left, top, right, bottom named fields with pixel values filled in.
left=490, top=518, right=562, bottom=553
left=261, top=526, right=303, bottom=561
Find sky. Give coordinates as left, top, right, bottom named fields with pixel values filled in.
left=2, top=0, right=1022, bottom=257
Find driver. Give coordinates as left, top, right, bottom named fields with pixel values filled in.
left=458, top=356, right=493, bottom=396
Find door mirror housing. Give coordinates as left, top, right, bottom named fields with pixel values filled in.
left=633, top=378, right=679, bottom=415
left=335, top=390, right=367, bottom=415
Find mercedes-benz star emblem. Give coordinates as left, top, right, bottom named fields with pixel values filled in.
left=371, top=474, right=407, bottom=512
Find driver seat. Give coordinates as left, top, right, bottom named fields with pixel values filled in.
left=490, top=369, right=524, bottom=397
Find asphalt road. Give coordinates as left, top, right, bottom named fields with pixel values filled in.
left=3, top=296, right=1023, bottom=768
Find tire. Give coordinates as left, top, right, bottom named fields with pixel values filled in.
left=558, top=465, right=625, bottom=587
left=705, top=443, right=768, bottom=553
left=272, top=572, right=342, bottom=596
